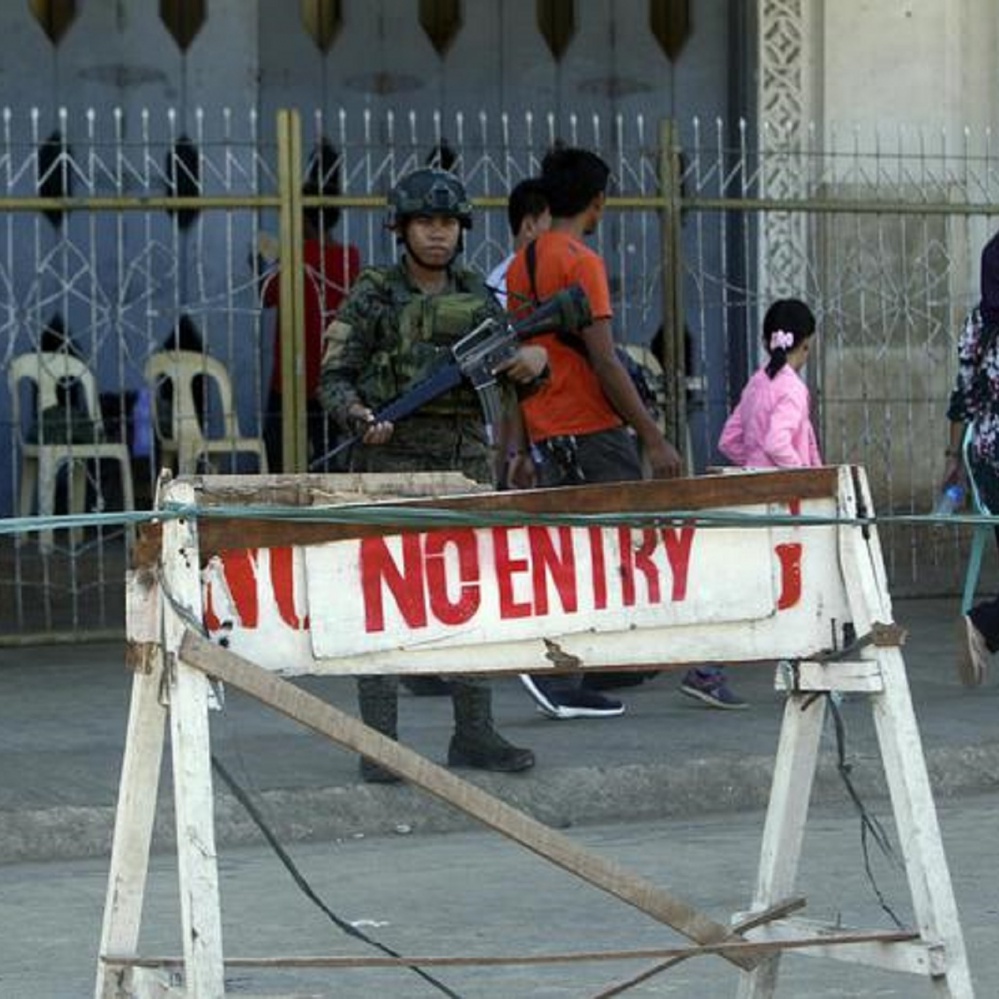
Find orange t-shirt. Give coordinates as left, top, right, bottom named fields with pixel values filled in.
left=506, top=230, right=622, bottom=442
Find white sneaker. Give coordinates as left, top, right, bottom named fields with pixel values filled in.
left=957, top=615, right=990, bottom=687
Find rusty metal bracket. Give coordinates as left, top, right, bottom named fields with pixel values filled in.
left=814, top=621, right=907, bottom=664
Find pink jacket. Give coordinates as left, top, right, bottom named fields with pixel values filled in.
left=718, top=365, right=822, bottom=468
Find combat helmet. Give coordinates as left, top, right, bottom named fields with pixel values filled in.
left=388, top=168, right=473, bottom=230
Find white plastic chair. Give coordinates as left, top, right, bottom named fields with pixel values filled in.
left=144, top=350, right=268, bottom=475
left=8, top=352, right=135, bottom=552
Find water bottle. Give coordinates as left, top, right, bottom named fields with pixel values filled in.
left=932, top=482, right=965, bottom=519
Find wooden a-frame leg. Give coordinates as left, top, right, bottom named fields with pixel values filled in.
left=872, top=649, right=975, bottom=998
left=94, top=656, right=168, bottom=999
left=840, top=467, right=975, bottom=997
left=162, top=485, right=225, bottom=998
left=169, top=655, right=224, bottom=997
left=735, top=690, right=827, bottom=999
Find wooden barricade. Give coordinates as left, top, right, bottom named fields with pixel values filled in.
left=95, top=466, right=975, bottom=998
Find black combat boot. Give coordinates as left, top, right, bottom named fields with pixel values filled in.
left=447, top=680, right=535, bottom=772
left=357, top=676, right=402, bottom=784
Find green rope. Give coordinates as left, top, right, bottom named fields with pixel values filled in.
left=2, top=501, right=998, bottom=537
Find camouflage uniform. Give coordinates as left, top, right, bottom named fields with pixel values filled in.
left=318, top=218, right=534, bottom=782
left=318, top=261, right=502, bottom=482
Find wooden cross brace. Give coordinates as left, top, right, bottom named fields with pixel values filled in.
left=178, top=628, right=763, bottom=971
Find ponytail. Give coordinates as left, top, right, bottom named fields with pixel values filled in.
left=762, top=298, right=816, bottom=379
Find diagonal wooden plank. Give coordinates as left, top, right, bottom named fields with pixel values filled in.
left=179, top=629, right=757, bottom=970
left=590, top=896, right=807, bottom=998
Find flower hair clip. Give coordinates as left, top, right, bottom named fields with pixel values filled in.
left=770, top=329, right=795, bottom=351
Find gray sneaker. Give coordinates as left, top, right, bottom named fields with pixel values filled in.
left=957, top=614, right=990, bottom=687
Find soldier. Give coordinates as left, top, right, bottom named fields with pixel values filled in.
left=318, top=167, right=545, bottom=782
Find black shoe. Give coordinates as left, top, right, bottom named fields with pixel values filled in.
left=401, top=675, right=454, bottom=696
left=359, top=758, right=403, bottom=784
left=447, top=732, right=535, bottom=772
left=520, top=675, right=624, bottom=719
left=583, top=670, right=659, bottom=690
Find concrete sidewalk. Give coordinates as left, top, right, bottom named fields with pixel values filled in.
left=1, top=597, right=997, bottom=864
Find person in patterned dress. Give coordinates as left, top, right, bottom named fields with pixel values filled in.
left=948, top=230, right=999, bottom=686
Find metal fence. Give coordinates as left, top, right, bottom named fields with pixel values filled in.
left=0, top=107, right=994, bottom=641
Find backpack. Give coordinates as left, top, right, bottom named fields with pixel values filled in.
left=615, top=345, right=663, bottom=424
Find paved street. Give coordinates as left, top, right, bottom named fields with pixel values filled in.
left=1, top=793, right=995, bottom=998
left=2, top=598, right=999, bottom=865
left=1, top=595, right=998, bottom=996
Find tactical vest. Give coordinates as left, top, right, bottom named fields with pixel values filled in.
left=356, top=264, right=499, bottom=419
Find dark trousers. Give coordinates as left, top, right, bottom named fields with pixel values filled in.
left=969, top=528, right=999, bottom=652
left=534, top=425, right=643, bottom=489
left=531, top=426, right=643, bottom=698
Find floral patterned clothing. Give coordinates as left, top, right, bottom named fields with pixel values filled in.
left=946, top=306, right=999, bottom=512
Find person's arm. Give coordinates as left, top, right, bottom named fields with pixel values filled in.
left=317, top=270, right=394, bottom=444
left=717, top=404, right=746, bottom=466
left=583, top=318, right=682, bottom=478
left=942, top=418, right=967, bottom=489
left=495, top=391, right=536, bottom=490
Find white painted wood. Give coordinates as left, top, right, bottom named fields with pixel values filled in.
left=118, top=965, right=174, bottom=998
left=97, top=465, right=975, bottom=998
left=871, top=648, right=975, bottom=997
left=94, top=655, right=168, bottom=999
left=744, top=917, right=946, bottom=975
left=305, top=518, right=779, bottom=657
left=774, top=659, right=884, bottom=693
left=124, top=569, right=163, bottom=676
left=202, top=495, right=851, bottom=674
left=126, top=569, right=162, bottom=644
left=835, top=469, right=975, bottom=999
left=735, top=691, right=827, bottom=999
left=179, top=629, right=755, bottom=970
left=162, top=481, right=225, bottom=998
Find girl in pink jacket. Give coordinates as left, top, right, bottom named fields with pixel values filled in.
left=719, top=299, right=822, bottom=469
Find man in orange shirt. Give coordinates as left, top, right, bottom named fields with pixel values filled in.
left=506, top=146, right=683, bottom=719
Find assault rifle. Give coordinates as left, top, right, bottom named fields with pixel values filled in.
left=310, top=284, right=591, bottom=469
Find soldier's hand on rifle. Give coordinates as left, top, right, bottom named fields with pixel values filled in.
left=348, top=403, right=394, bottom=446
left=495, top=345, right=549, bottom=384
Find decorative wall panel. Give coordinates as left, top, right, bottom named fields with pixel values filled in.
left=301, top=0, right=341, bottom=54
left=419, top=0, right=462, bottom=57
left=160, top=0, right=206, bottom=51
left=537, top=0, right=575, bottom=61
left=649, top=0, right=690, bottom=61
left=28, top=0, right=76, bottom=45
left=758, top=0, right=813, bottom=302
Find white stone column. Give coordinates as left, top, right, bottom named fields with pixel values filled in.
left=757, top=0, right=819, bottom=307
